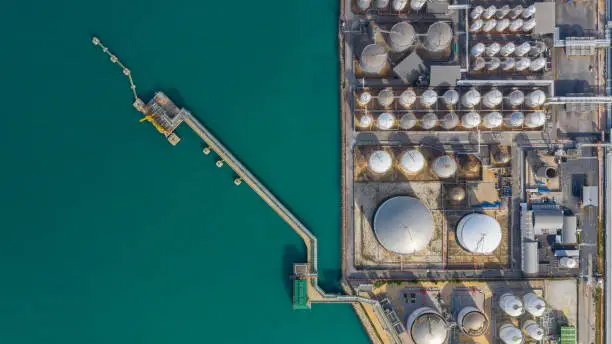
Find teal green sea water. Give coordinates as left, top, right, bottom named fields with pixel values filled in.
left=0, top=1, right=369, bottom=342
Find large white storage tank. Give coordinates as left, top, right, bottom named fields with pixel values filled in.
left=457, top=306, right=489, bottom=336
left=388, top=21, right=416, bottom=52
left=510, top=5, right=524, bottom=19
left=525, top=111, right=546, bottom=128
left=530, top=57, right=547, bottom=72
left=496, top=19, right=510, bottom=32
left=497, top=5, right=511, bottom=19
left=432, top=155, right=457, bottom=178
left=442, top=89, right=460, bottom=107
left=483, top=89, right=503, bottom=108
left=421, top=112, right=439, bottom=130
left=399, top=89, right=417, bottom=108
left=506, top=90, right=525, bottom=107
left=483, top=19, right=497, bottom=33
left=471, top=43, right=486, bottom=57
left=515, top=58, right=531, bottom=72
left=377, top=112, right=396, bottom=130
left=486, top=58, right=501, bottom=71
left=523, top=293, right=546, bottom=317
left=509, top=19, right=524, bottom=33
left=368, top=150, right=393, bottom=174
left=456, top=213, right=502, bottom=253
left=399, top=149, right=425, bottom=173
left=421, top=89, right=438, bottom=107
left=400, top=112, right=418, bottom=129
left=483, top=5, right=496, bottom=20
left=501, top=58, right=516, bottom=71
left=441, top=112, right=459, bottom=130
left=461, top=88, right=481, bottom=108
left=525, top=89, right=547, bottom=108
left=505, top=112, right=524, bottom=128
left=406, top=307, right=449, bottom=344
left=522, top=320, right=544, bottom=341
left=499, top=323, right=524, bottom=344
left=424, top=22, right=453, bottom=52
left=522, top=4, right=536, bottom=19
left=471, top=19, right=484, bottom=33
left=523, top=18, right=537, bottom=32
left=472, top=57, right=486, bottom=71
left=360, top=44, right=388, bottom=74
left=501, top=43, right=516, bottom=57
left=486, top=43, right=501, bottom=57
left=462, top=112, right=481, bottom=129
left=483, top=112, right=503, bottom=129
left=499, top=293, right=524, bottom=317
left=515, top=42, right=531, bottom=57
left=378, top=88, right=395, bottom=107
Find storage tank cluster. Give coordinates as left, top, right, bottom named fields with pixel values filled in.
left=367, top=150, right=457, bottom=179
left=497, top=292, right=548, bottom=344
left=355, top=0, right=436, bottom=12
left=472, top=57, right=546, bottom=73
left=471, top=5, right=536, bottom=33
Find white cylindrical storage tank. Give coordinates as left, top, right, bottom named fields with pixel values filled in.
left=462, top=112, right=481, bottom=128
left=499, top=323, right=524, bottom=344
left=399, top=149, right=425, bottom=173
left=442, top=89, right=460, bottom=107
left=472, top=57, right=486, bottom=71
left=399, top=89, right=417, bottom=108
left=523, top=18, right=536, bottom=32
left=496, top=5, right=511, bottom=19
left=499, top=293, right=524, bottom=317
left=510, top=5, right=524, bottom=19
left=486, top=43, right=501, bottom=57
left=505, top=111, right=524, bottom=127
left=515, top=58, right=531, bottom=72
left=483, top=19, right=497, bottom=33
left=400, top=112, right=418, bottom=129
left=470, top=6, right=484, bottom=20
left=375, top=0, right=389, bottom=9
left=522, top=320, right=544, bottom=341
left=502, top=58, right=516, bottom=71
left=483, top=112, right=503, bottom=129
left=420, top=112, right=439, bottom=130
left=560, top=257, right=578, bottom=268
left=461, top=88, right=481, bottom=108
left=457, top=306, right=489, bottom=336
left=357, top=114, right=374, bottom=128
left=357, top=91, right=373, bottom=106
left=406, top=307, right=449, bottom=344
left=360, top=44, right=388, bottom=74
left=515, top=42, right=531, bottom=57
left=368, top=150, right=393, bottom=174
left=377, top=112, right=396, bottom=130
left=357, top=0, right=372, bottom=10
left=470, top=19, right=484, bottom=33
left=506, top=90, right=525, bottom=107
left=389, top=21, right=416, bottom=52
left=509, top=19, right=524, bottom=33
left=421, top=89, right=438, bottom=107
left=471, top=43, right=486, bottom=57
left=378, top=88, right=395, bottom=107
left=432, top=155, right=457, bottom=178
left=424, top=22, right=453, bottom=53
left=486, top=58, right=501, bottom=71
left=409, top=0, right=426, bottom=11
left=374, top=197, right=434, bottom=254
left=393, top=0, right=409, bottom=11
left=525, top=89, right=546, bottom=108
left=501, top=43, right=516, bottom=57
left=441, top=112, right=459, bottom=130
left=523, top=293, right=547, bottom=317
left=456, top=213, right=502, bottom=253
left=522, top=4, right=536, bottom=19
left=483, top=5, right=497, bottom=20
left=530, top=57, right=547, bottom=72
left=483, top=89, right=503, bottom=108
left=525, top=111, right=546, bottom=128
left=496, top=19, right=510, bottom=33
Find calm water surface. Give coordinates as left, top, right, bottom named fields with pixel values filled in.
left=0, top=1, right=368, bottom=342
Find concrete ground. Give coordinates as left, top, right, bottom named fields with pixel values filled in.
left=545, top=279, right=578, bottom=327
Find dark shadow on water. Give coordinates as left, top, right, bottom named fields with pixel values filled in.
left=319, top=268, right=343, bottom=294
left=282, top=244, right=303, bottom=302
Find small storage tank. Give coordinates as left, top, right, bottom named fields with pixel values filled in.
left=399, top=89, right=417, bottom=108
left=470, top=6, right=484, bottom=20
left=424, top=22, right=453, bottom=53
left=393, top=0, right=409, bottom=11
left=399, top=149, right=425, bottom=173
left=375, top=0, right=389, bottom=9
left=525, top=111, right=546, bottom=128
left=509, top=19, right=524, bottom=33
left=406, top=307, right=449, bottom=344
left=496, top=5, right=511, bottom=19
left=523, top=293, right=547, bottom=317
left=515, top=42, right=531, bottom=57
left=522, top=320, right=544, bottom=341
left=537, top=166, right=557, bottom=178
left=493, top=146, right=512, bottom=163
left=357, top=91, right=373, bottom=106
left=496, top=19, right=510, bottom=32
left=471, top=43, right=486, bottom=57
left=472, top=57, right=486, bottom=71
left=560, top=257, right=578, bottom=268
left=462, top=112, right=481, bottom=128
left=470, top=19, right=484, bottom=33
left=448, top=186, right=466, bottom=202
left=483, top=19, right=497, bottom=33
left=510, top=5, right=523, bottom=19
left=378, top=88, right=395, bottom=107
left=421, top=112, right=439, bottom=130
left=501, top=43, right=516, bottom=57
left=525, top=89, right=546, bottom=108
left=441, top=112, right=459, bottom=130
left=483, top=5, right=497, bottom=20
left=499, top=293, right=524, bottom=317
left=357, top=0, right=372, bottom=10
left=502, top=58, right=516, bottom=71
left=442, top=89, right=460, bottom=107
left=506, top=90, right=525, bottom=107
left=523, top=18, right=536, bottom=32
left=357, top=114, right=374, bottom=128
left=377, top=112, right=396, bottom=130
left=486, top=58, right=501, bottom=71
left=360, top=44, right=388, bottom=74
left=483, top=89, right=503, bottom=108
left=483, top=112, right=503, bottom=128
left=409, top=0, right=426, bottom=11
left=505, top=111, right=524, bottom=127
left=389, top=21, right=416, bottom=52
left=432, top=155, right=457, bottom=178
left=400, top=112, right=418, bottom=129
left=530, top=57, right=547, bottom=72
left=522, top=4, right=536, bottom=19
left=485, top=43, right=501, bottom=57
left=499, top=323, right=524, bottom=344
left=457, top=306, right=489, bottom=336
left=421, top=89, right=438, bottom=107
left=461, top=88, right=481, bottom=108
left=515, top=58, right=531, bottom=72
left=368, top=150, right=393, bottom=174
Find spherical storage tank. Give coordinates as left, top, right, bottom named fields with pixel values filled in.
left=530, top=57, right=547, bottom=72
left=400, top=150, right=425, bottom=173
left=357, top=114, right=374, bottom=128
left=410, top=0, right=426, bottom=11
left=483, top=5, right=496, bottom=20
left=389, top=21, right=416, bottom=52
left=515, top=42, right=531, bottom=57
left=406, top=307, right=449, bottom=344
left=377, top=112, right=396, bottom=130
left=522, top=4, right=536, bottom=19
left=456, top=213, right=502, bottom=253
left=509, top=19, right=524, bottom=33
left=510, top=5, right=524, bottom=19
left=483, top=19, right=497, bottom=33
left=483, top=112, right=503, bottom=129
left=374, top=196, right=434, bottom=254
left=424, top=22, right=453, bottom=53
left=471, top=19, right=484, bottom=33
left=497, top=5, right=511, bottom=19
left=360, top=44, right=388, bottom=74
left=462, top=112, right=481, bottom=129
left=421, top=112, right=439, bottom=130
left=368, top=150, right=393, bottom=174
left=421, top=89, right=438, bottom=107
left=522, top=320, right=544, bottom=341
left=378, top=88, right=395, bottom=107
left=496, top=19, right=510, bottom=32
left=487, top=58, right=501, bottom=71
left=523, top=19, right=536, bottom=32
left=502, top=58, right=516, bottom=71
left=515, top=58, right=531, bottom=72
left=486, top=43, right=501, bottom=57
left=442, top=89, right=460, bottom=107
left=501, top=43, right=516, bottom=57
left=525, top=89, right=546, bottom=108
left=525, top=111, right=546, bottom=128
left=470, top=6, right=484, bottom=20
left=471, top=43, right=486, bottom=57
left=399, top=89, right=417, bottom=108
left=357, top=0, right=372, bottom=10
left=499, top=293, right=524, bottom=317
left=505, top=112, right=524, bottom=128
left=506, top=90, right=525, bottom=107
left=441, top=112, right=459, bottom=130
left=461, top=88, right=481, bottom=108
left=393, top=0, right=408, bottom=11
left=483, top=89, right=503, bottom=108
left=457, top=306, right=489, bottom=336
left=358, top=91, right=373, bottom=106
left=472, top=57, right=486, bottom=71
left=499, top=323, right=524, bottom=344
left=375, top=0, right=389, bottom=9
left=432, top=155, right=457, bottom=178
left=400, top=112, right=418, bottom=129
left=523, top=293, right=546, bottom=317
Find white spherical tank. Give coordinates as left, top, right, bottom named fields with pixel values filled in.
left=522, top=4, right=536, bottom=19
left=525, top=112, right=546, bottom=128
left=499, top=323, right=524, bottom=344
left=389, top=21, right=416, bottom=52
left=461, top=88, right=481, bottom=108
left=399, top=89, right=417, bottom=108
left=457, top=213, right=502, bottom=253
left=462, top=112, right=481, bottom=128
left=472, top=57, right=486, bottom=71
left=515, top=58, right=531, bottom=72
left=501, top=42, right=516, bottom=57
left=424, top=22, right=453, bottom=52
left=560, top=257, right=578, bottom=268
left=483, top=112, right=503, bottom=128
left=457, top=306, right=489, bottom=336
left=421, top=112, right=439, bottom=130
left=360, top=44, right=388, bottom=74
left=496, top=19, right=510, bottom=32
left=523, top=18, right=536, bottom=32
left=502, top=58, right=516, bottom=71
left=505, top=111, right=524, bottom=127
left=409, top=0, right=426, bottom=11
left=357, top=114, right=374, bottom=128
left=506, top=90, right=525, bottom=107
left=509, top=19, right=524, bottom=33
left=357, top=0, right=372, bottom=10
left=471, top=43, right=486, bottom=57
left=406, top=307, right=449, bottom=344
left=375, top=0, right=389, bottom=9
left=496, top=5, right=511, bottom=19
left=368, top=150, right=393, bottom=174
left=483, top=89, right=503, bottom=108
left=470, top=6, right=484, bottom=20
left=432, top=155, right=457, bottom=178
left=441, top=112, right=459, bottom=130
left=393, top=0, right=409, bottom=11
left=400, top=112, right=418, bottom=129
left=400, top=149, right=425, bottom=173
left=483, top=19, right=497, bottom=33
left=523, top=293, right=546, bottom=317
left=486, top=43, right=501, bottom=57
left=510, top=5, right=524, bottom=19
left=471, top=19, right=484, bottom=33
left=499, top=293, right=524, bottom=317
left=522, top=320, right=544, bottom=341
left=515, top=42, right=531, bottom=57
left=442, top=89, right=460, bottom=107
left=421, top=89, right=438, bottom=107
left=483, top=5, right=497, bottom=20
left=525, top=89, right=546, bottom=108
left=377, top=112, right=396, bottom=130
left=486, top=58, right=501, bottom=71
left=530, top=57, right=547, bottom=72
left=378, top=88, right=395, bottom=107
left=357, top=91, right=373, bottom=106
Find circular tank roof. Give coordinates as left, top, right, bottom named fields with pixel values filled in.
left=410, top=312, right=448, bottom=344
left=483, top=112, right=503, bottom=129
left=389, top=21, right=416, bottom=52
left=394, top=0, right=409, bottom=11
left=483, top=89, right=503, bottom=108
left=375, top=0, right=389, bottom=8
left=400, top=112, right=418, bottom=129
left=358, top=91, right=372, bottom=106
left=400, top=150, right=425, bottom=173
left=377, top=112, right=395, bottom=130
left=506, top=90, right=525, bottom=107
left=421, top=112, right=439, bottom=130
left=461, top=89, right=481, bottom=108
left=457, top=213, right=502, bottom=254
left=526, top=89, right=546, bottom=108
left=360, top=44, right=387, bottom=74
left=441, top=112, right=459, bottom=130
left=421, top=89, right=438, bottom=107
left=399, top=89, right=417, bottom=108
left=499, top=324, right=523, bottom=344
left=424, top=22, right=453, bottom=52
left=461, top=310, right=489, bottom=336
left=505, top=111, right=524, bottom=127
left=525, top=111, right=546, bottom=128
left=433, top=155, right=457, bottom=178
left=357, top=0, right=372, bottom=10
left=442, top=89, right=460, bottom=107
left=357, top=114, right=373, bottom=128
left=368, top=150, right=393, bottom=174
left=374, top=196, right=434, bottom=254
left=378, top=88, right=395, bottom=107
left=462, top=112, right=481, bottom=129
